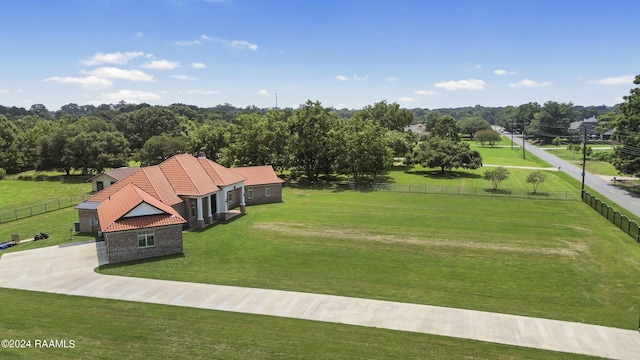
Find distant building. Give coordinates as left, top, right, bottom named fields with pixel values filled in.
left=88, top=166, right=139, bottom=192
left=569, top=116, right=598, bottom=137
left=405, top=123, right=426, bottom=134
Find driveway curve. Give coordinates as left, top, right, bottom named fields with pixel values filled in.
left=1, top=241, right=639, bottom=359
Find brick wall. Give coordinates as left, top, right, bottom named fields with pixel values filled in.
left=104, top=225, right=183, bottom=264
left=245, top=183, right=282, bottom=206
left=78, top=209, right=98, bottom=234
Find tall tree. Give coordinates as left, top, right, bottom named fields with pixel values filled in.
left=138, top=134, right=187, bottom=166
left=332, top=115, right=393, bottom=183
left=112, top=107, right=182, bottom=150
left=527, top=101, right=574, bottom=144
left=612, top=75, right=640, bottom=176
left=458, top=116, right=491, bottom=138
left=288, top=100, right=338, bottom=181
left=357, top=100, right=414, bottom=132
left=430, top=115, right=461, bottom=142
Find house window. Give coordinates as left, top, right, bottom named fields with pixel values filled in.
left=265, top=186, right=271, bottom=197
left=96, top=181, right=104, bottom=191
left=191, top=203, right=196, bottom=217
left=228, top=190, right=233, bottom=202
left=247, top=188, right=253, bottom=199
left=138, top=230, right=155, bottom=248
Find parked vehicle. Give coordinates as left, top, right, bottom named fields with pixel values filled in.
left=0, top=240, right=17, bottom=250
left=34, top=232, right=50, bottom=241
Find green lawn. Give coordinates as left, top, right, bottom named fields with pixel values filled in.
left=470, top=143, right=550, bottom=167
left=540, top=148, right=619, bottom=176
left=0, top=288, right=592, bottom=360
left=0, top=178, right=91, bottom=212
left=100, top=188, right=640, bottom=330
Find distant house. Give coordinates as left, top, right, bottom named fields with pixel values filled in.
left=88, top=166, right=139, bottom=192
left=569, top=116, right=598, bottom=137
left=76, top=153, right=284, bottom=264
left=405, top=123, right=426, bottom=134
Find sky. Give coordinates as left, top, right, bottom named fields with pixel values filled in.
left=1, top=0, right=639, bottom=111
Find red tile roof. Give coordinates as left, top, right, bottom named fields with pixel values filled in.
left=199, top=157, right=247, bottom=186
left=231, top=165, right=284, bottom=186
left=97, top=183, right=186, bottom=233
left=159, top=154, right=220, bottom=196
left=102, top=214, right=186, bottom=233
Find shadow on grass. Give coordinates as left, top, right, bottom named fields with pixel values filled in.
left=98, top=252, right=186, bottom=271
left=405, top=169, right=482, bottom=180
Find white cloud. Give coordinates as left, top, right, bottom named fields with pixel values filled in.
left=188, top=89, right=221, bottom=95
left=353, top=74, right=368, bottom=81
left=335, top=75, right=349, bottom=81
left=172, top=74, right=196, bottom=80
left=398, top=97, right=416, bottom=103
left=191, top=62, right=207, bottom=69
left=201, top=34, right=258, bottom=51
left=231, top=40, right=258, bottom=51
left=494, top=69, right=516, bottom=75
left=100, top=89, right=161, bottom=103
left=257, top=89, right=270, bottom=96
left=414, top=89, right=438, bottom=96
left=388, top=76, right=399, bottom=82
left=141, top=60, right=181, bottom=70
left=81, top=51, right=145, bottom=66
left=0, top=88, right=9, bottom=95
left=44, top=75, right=113, bottom=89
left=588, top=75, right=634, bottom=85
left=83, top=67, right=154, bottom=82
left=435, top=79, right=486, bottom=91
left=176, top=40, right=201, bottom=46
left=509, top=79, right=552, bottom=88
left=135, top=32, right=144, bottom=38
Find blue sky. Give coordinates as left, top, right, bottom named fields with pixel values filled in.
left=1, top=0, right=638, bottom=111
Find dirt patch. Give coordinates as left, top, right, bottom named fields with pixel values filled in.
left=252, top=222, right=583, bottom=257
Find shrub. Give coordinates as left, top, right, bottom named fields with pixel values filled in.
left=0, top=168, right=6, bottom=180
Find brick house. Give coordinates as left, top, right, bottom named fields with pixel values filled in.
left=75, top=153, right=284, bottom=264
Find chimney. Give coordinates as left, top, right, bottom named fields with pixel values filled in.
left=198, top=151, right=206, bottom=159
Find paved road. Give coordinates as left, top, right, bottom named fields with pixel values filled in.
left=508, top=133, right=640, bottom=219
left=1, top=241, right=639, bottom=359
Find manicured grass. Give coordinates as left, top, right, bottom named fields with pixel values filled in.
left=0, top=288, right=592, bottom=360
left=389, top=166, right=574, bottom=194
left=540, top=148, right=619, bottom=176
left=101, top=188, right=640, bottom=330
left=0, top=207, right=94, bottom=251
left=0, top=178, right=91, bottom=211
left=470, top=143, right=550, bottom=167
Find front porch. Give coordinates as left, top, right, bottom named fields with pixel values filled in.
left=186, top=184, right=246, bottom=229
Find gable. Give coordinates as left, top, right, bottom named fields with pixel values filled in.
left=123, top=202, right=165, bottom=218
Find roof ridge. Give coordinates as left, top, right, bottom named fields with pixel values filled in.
left=143, top=166, right=169, bottom=201
left=173, top=154, right=203, bottom=193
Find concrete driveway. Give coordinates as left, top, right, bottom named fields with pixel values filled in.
left=1, top=241, right=639, bottom=359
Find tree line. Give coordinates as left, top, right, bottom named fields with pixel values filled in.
left=1, top=80, right=639, bottom=180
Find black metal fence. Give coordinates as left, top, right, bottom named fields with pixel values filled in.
left=582, top=190, right=640, bottom=241
left=0, top=195, right=89, bottom=224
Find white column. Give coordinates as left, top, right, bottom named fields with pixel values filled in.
left=240, top=185, right=246, bottom=206
left=222, top=188, right=228, bottom=213
left=207, top=194, right=212, bottom=217
left=196, top=197, right=204, bottom=221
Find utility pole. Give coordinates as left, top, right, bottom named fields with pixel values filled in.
left=275, top=93, right=278, bottom=109
left=581, top=126, right=587, bottom=198
left=522, top=128, right=526, bottom=159
left=511, top=119, right=514, bottom=150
